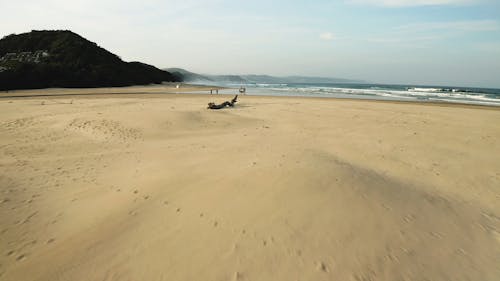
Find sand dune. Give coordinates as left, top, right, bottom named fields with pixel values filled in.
left=1, top=88, right=499, bottom=281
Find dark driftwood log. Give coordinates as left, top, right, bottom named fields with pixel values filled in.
left=207, top=95, right=238, bottom=110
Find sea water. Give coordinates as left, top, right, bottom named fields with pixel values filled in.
left=217, top=83, right=500, bottom=106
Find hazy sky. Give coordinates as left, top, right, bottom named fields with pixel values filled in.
left=1, top=0, right=500, bottom=87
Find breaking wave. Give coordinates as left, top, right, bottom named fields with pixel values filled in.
left=240, top=83, right=500, bottom=106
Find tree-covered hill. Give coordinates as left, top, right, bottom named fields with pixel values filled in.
left=0, top=30, right=178, bottom=90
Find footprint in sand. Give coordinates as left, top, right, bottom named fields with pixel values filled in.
left=233, top=271, right=243, bottom=281
left=46, top=238, right=55, bottom=244
left=316, top=261, right=328, bottom=273
left=22, top=211, right=38, bottom=224
left=403, top=214, right=416, bottom=223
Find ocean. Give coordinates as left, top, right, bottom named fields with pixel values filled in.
left=216, top=83, right=500, bottom=106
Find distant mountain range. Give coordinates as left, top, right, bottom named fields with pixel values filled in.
left=0, top=30, right=178, bottom=90
left=167, top=68, right=363, bottom=85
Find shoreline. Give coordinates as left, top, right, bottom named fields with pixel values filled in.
left=1, top=85, right=499, bottom=111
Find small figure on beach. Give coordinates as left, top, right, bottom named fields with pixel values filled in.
left=239, top=86, right=246, bottom=94
left=207, top=95, right=238, bottom=110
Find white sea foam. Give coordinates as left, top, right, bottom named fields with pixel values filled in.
left=240, top=84, right=500, bottom=106
left=266, top=85, right=500, bottom=106
left=408, top=87, right=444, bottom=92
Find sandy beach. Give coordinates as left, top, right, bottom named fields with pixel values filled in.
left=1, top=86, right=499, bottom=281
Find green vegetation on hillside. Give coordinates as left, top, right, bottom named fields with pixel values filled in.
left=0, top=30, right=178, bottom=90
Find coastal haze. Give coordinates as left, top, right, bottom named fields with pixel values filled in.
left=1, top=1, right=500, bottom=281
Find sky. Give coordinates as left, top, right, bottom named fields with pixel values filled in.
left=1, top=0, right=500, bottom=87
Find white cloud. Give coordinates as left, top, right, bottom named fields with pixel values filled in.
left=365, top=35, right=439, bottom=43
left=357, top=20, right=498, bottom=48
left=475, top=42, right=500, bottom=54
left=347, top=0, right=479, bottom=7
left=395, top=20, right=500, bottom=32
left=319, top=32, right=334, bottom=40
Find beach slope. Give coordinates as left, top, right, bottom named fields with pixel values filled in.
left=1, top=87, right=499, bottom=281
